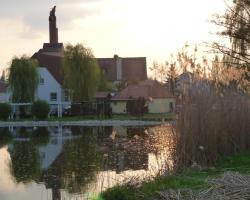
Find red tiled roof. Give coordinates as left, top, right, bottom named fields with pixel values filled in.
left=112, top=79, right=173, bottom=100
left=0, top=81, right=7, bottom=93
left=122, top=57, right=147, bottom=81
left=32, top=51, right=64, bottom=85
left=32, top=49, right=147, bottom=85
left=97, top=56, right=147, bottom=82
left=97, top=58, right=117, bottom=81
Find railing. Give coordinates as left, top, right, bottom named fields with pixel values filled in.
left=9, top=102, right=71, bottom=118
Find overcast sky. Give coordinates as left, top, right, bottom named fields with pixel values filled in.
left=0, top=0, right=226, bottom=72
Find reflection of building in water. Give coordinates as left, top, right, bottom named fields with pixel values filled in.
left=39, top=134, right=63, bottom=170
left=42, top=152, right=64, bottom=200
left=102, top=146, right=149, bottom=173
left=95, top=126, right=150, bottom=173
left=5, top=125, right=173, bottom=200
left=7, top=126, right=73, bottom=170
left=41, top=125, right=154, bottom=197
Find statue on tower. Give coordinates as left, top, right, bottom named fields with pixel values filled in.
left=50, top=6, right=56, bottom=16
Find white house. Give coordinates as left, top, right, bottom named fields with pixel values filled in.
left=37, top=67, right=63, bottom=104
left=0, top=6, right=147, bottom=115
left=31, top=6, right=147, bottom=111
left=32, top=50, right=70, bottom=115
left=31, top=7, right=70, bottom=114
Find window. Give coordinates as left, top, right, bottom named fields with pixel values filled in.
left=50, top=92, right=57, bottom=101
left=40, top=77, right=44, bottom=85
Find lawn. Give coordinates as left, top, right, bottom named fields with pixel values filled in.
left=100, top=152, right=250, bottom=200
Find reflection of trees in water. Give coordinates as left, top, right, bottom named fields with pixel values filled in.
left=43, top=127, right=102, bottom=194
left=96, top=126, right=113, bottom=141
left=96, top=125, right=174, bottom=176
left=62, top=127, right=102, bottom=193
left=8, top=141, right=41, bottom=183
left=6, top=126, right=101, bottom=194
left=0, top=128, right=13, bottom=148
left=17, top=127, right=32, bottom=138
left=8, top=127, right=51, bottom=184
left=31, top=127, right=50, bottom=147
left=5, top=125, right=174, bottom=197
left=127, top=127, right=148, bottom=139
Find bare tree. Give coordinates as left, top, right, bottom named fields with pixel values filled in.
left=150, top=60, right=167, bottom=82
left=166, top=61, right=178, bottom=95
left=0, top=70, right=5, bottom=82
left=211, top=0, right=250, bottom=69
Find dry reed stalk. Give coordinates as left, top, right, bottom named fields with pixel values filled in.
left=197, top=172, right=250, bottom=200
left=154, top=172, right=250, bottom=200
left=173, top=80, right=250, bottom=170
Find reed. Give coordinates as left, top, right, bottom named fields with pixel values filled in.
left=174, top=80, right=250, bottom=170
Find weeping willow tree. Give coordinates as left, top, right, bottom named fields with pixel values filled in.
left=8, top=56, right=39, bottom=103
left=63, top=44, right=103, bottom=101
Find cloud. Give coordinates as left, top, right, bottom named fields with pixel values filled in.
left=0, top=0, right=101, bottom=38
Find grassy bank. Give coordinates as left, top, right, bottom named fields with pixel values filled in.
left=100, top=152, right=250, bottom=200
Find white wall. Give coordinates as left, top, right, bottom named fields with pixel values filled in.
left=0, top=93, right=7, bottom=102
left=37, top=67, right=63, bottom=104
left=111, top=101, right=127, bottom=114
left=148, top=98, right=175, bottom=113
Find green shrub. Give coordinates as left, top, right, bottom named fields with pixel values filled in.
left=126, top=97, right=148, bottom=116
left=0, top=103, right=11, bottom=120
left=101, top=186, right=135, bottom=200
left=31, top=100, right=50, bottom=120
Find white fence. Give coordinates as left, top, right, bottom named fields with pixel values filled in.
left=10, top=102, right=71, bottom=118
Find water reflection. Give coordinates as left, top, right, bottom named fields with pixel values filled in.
left=9, top=141, right=41, bottom=184
left=0, top=128, right=12, bottom=148
left=0, top=125, right=174, bottom=200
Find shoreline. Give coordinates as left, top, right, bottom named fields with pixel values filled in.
left=0, top=120, right=170, bottom=127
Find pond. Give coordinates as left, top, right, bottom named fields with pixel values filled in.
left=0, top=125, right=174, bottom=200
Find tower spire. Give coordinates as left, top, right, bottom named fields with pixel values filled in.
left=49, top=6, right=58, bottom=44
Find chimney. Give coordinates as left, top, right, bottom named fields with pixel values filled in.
left=114, top=55, right=122, bottom=81
left=49, top=6, right=58, bottom=44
